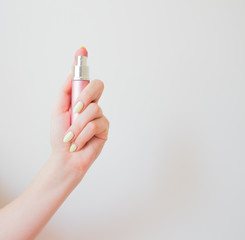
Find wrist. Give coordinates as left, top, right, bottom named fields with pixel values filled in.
left=10, top=152, right=84, bottom=239
left=47, top=151, right=84, bottom=190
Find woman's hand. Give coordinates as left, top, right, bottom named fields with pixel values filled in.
left=50, top=49, right=109, bottom=175
left=0, top=48, right=109, bottom=240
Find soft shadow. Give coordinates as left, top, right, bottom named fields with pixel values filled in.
left=2, top=131, right=203, bottom=239
left=0, top=181, right=11, bottom=208
left=66, top=132, right=203, bottom=239
left=36, top=228, right=63, bottom=240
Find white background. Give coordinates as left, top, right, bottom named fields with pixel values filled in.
left=0, top=0, right=245, bottom=239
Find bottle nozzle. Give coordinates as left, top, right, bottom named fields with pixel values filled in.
left=73, top=55, right=89, bottom=80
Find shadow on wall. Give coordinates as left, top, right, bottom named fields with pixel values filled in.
left=152, top=133, right=203, bottom=218
left=0, top=182, right=10, bottom=208
left=63, top=132, right=203, bottom=240
left=36, top=229, right=63, bottom=240
left=1, top=131, right=203, bottom=240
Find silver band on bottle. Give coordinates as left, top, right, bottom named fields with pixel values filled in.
left=73, top=56, right=89, bottom=80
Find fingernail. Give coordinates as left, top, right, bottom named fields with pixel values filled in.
left=63, top=131, right=74, bottom=143
left=70, top=144, right=77, bottom=152
left=73, top=101, right=83, bottom=114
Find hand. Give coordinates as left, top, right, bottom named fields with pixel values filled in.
left=0, top=49, right=109, bottom=240
left=50, top=49, right=109, bottom=175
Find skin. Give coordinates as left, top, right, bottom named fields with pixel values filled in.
left=0, top=48, right=109, bottom=240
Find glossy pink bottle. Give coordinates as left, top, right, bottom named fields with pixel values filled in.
left=71, top=52, right=90, bottom=125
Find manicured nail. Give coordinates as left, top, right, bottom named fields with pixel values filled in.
left=63, top=131, right=74, bottom=143
left=70, top=144, right=77, bottom=152
left=73, top=101, right=83, bottom=114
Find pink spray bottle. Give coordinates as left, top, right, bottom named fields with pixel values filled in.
left=71, top=47, right=89, bottom=125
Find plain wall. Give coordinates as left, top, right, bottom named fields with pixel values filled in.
left=0, top=0, right=245, bottom=239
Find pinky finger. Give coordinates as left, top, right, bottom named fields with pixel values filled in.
left=70, top=117, right=108, bottom=152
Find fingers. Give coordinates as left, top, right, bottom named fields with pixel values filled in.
left=52, top=74, right=72, bottom=117
left=63, top=103, right=103, bottom=143
left=72, top=79, right=104, bottom=114
left=52, top=46, right=104, bottom=119
left=70, top=116, right=109, bottom=152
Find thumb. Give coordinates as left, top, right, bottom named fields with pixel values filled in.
left=52, top=73, right=72, bottom=117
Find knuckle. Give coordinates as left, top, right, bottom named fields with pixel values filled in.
left=103, top=129, right=109, bottom=141
left=83, top=90, right=93, bottom=103
left=88, top=121, right=97, bottom=132
left=105, top=117, right=110, bottom=127
left=90, top=103, right=101, bottom=115
left=93, top=79, right=104, bottom=90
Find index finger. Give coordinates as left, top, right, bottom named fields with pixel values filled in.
left=72, top=79, right=104, bottom=114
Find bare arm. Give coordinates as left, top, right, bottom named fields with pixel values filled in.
left=0, top=154, right=82, bottom=239
left=0, top=47, right=109, bottom=240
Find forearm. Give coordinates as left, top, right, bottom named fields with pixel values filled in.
left=0, top=154, right=83, bottom=240
left=0, top=48, right=108, bottom=239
